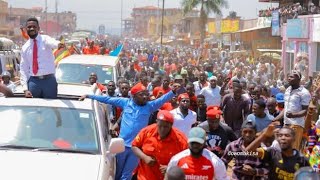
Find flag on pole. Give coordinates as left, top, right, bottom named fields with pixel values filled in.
left=110, top=44, right=123, bottom=57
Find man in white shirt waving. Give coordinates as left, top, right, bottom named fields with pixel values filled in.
left=20, top=17, right=63, bottom=98
left=200, top=76, right=221, bottom=106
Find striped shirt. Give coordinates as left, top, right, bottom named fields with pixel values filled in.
left=221, top=137, right=268, bottom=180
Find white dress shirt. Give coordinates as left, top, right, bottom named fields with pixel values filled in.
left=199, top=86, right=221, bottom=106
left=284, top=86, right=311, bottom=127
left=170, top=108, right=197, bottom=136
left=20, top=35, right=60, bottom=90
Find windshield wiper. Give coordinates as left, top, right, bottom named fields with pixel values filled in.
left=0, top=144, right=37, bottom=150
left=32, top=147, right=95, bottom=154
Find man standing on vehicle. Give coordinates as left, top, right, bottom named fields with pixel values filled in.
left=79, top=83, right=184, bottom=180
left=20, top=17, right=64, bottom=98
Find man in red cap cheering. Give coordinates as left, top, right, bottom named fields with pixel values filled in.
left=79, top=83, right=184, bottom=180
left=132, top=110, right=188, bottom=180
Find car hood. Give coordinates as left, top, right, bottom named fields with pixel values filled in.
left=0, top=150, right=101, bottom=180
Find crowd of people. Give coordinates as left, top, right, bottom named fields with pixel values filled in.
left=1, top=17, right=320, bottom=180
left=76, top=39, right=320, bottom=179
left=259, top=2, right=320, bottom=24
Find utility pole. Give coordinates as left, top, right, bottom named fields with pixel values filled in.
left=160, top=0, right=165, bottom=49
left=45, top=0, right=48, bottom=34
left=55, top=0, right=59, bottom=37
left=156, top=0, right=160, bottom=36
left=120, top=0, right=123, bottom=37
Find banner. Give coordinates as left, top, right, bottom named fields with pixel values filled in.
left=271, top=10, right=280, bottom=36
left=286, top=19, right=309, bottom=39
left=207, top=22, right=216, bottom=34
left=221, top=19, right=239, bottom=33
left=313, top=18, right=320, bottom=42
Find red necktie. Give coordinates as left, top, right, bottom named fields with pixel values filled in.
left=33, top=39, right=38, bottom=75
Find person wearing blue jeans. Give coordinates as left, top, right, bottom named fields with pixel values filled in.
left=80, top=83, right=183, bottom=180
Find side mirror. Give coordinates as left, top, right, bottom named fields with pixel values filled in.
left=108, top=138, right=124, bottom=154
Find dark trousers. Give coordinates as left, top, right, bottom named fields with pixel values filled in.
left=28, top=76, right=57, bottom=98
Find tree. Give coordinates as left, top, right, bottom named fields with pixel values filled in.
left=228, top=11, right=237, bottom=19
left=182, top=0, right=228, bottom=44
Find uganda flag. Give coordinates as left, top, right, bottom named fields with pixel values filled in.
left=54, top=47, right=70, bottom=65
left=54, top=36, right=70, bottom=65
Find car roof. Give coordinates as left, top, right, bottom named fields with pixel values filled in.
left=2, top=83, right=101, bottom=110
left=0, top=97, right=93, bottom=110
left=58, top=55, right=119, bottom=67
left=57, top=83, right=96, bottom=96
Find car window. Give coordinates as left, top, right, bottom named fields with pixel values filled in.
left=0, top=106, right=100, bottom=154
left=56, top=63, right=113, bottom=85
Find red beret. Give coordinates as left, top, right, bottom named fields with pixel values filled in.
left=207, top=106, right=221, bottom=111
left=131, top=83, right=146, bottom=96
left=206, top=106, right=222, bottom=119
left=177, top=93, right=190, bottom=102
left=153, top=87, right=164, bottom=97
left=157, top=110, right=174, bottom=123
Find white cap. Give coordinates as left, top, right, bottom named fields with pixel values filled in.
left=208, top=76, right=217, bottom=81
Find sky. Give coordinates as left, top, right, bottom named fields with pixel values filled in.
left=6, top=0, right=278, bottom=32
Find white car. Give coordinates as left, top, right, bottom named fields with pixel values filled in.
left=0, top=84, right=124, bottom=180
left=56, top=55, right=120, bottom=85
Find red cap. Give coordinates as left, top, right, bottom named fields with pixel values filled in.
left=157, top=110, right=174, bottom=123
left=131, top=83, right=146, bottom=96
left=177, top=93, right=189, bottom=102
left=206, top=106, right=222, bottom=119
left=153, top=87, right=165, bottom=97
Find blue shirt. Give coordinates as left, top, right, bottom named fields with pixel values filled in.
left=247, top=113, right=274, bottom=132
left=88, top=91, right=175, bottom=147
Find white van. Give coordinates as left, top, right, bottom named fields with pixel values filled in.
left=0, top=84, right=124, bottom=180
left=56, top=55, right=120, bottom=85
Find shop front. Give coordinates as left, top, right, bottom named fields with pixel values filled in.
left=281, top=14, right=320, bottom=80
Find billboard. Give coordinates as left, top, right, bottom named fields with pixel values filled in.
left=207, top=22, right=216, bottom=34
left=221, top=19, right=239, bottom=33
left=286, top=19, right=309, bottom=39
left=271, top=10, right=280, bottom=36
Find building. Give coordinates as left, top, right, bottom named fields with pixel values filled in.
left=129, top=6, right=198, bottom=38
left=0, top=1, right=12, bottom=37
left=259, top=0, right=320, bottom=78
left=122, top=17, right=134, bottom=37
left=0, top=1, right=77, bottom=39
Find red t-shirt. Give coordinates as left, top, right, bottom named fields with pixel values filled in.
left=167, top=149, right=228, bottom=180
left=132, top=124, right=188, bottom=180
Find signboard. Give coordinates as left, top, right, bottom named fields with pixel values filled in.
left=257, top=17, right=272, bottom=28
left=286, top=19, right=309, bottom=39
left=221, top=19, right=239, bottom=33
left=271, top=10, right=280, bottom=36
left=313, top=18, right=320, bottom=42
left=222, top=34, right=231, bottom=45
left=207, top=22, right=216, bottom=34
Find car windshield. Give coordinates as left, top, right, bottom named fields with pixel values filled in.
left=0, top=106, right=100, bottom=154
left=56, top=63, right=113, bottom=85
